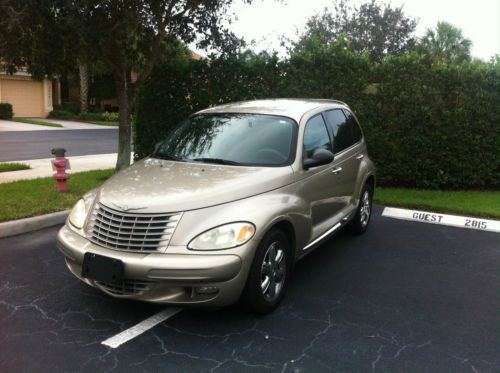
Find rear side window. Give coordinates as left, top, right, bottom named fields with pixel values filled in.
left=324, top=109, right=354, bottom=153
left=343, top=109, right=363, bottom=143
left=303, top=115, right=332, bottom=158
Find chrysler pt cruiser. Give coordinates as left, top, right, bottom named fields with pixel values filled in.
left=57, top=99, right=375, bottom=314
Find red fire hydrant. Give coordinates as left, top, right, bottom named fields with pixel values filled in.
left=51, top=148, right=70, bottom=192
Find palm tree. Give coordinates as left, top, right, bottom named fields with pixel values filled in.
left=420, top=21, right=472, bottom=62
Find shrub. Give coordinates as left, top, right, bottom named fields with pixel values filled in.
left=0, top=103, right=13, bottom=119
left=48, top=109, right=73, bottom=119
left=101, top=111, right=118, bottom=122
left=53, top=102, right=79, bottom=114
left=135, top=49, right=500, bottom=190
left=77, top=111, right=103, bottom=121
left=87, top=106, right=104, bottom=113
left=359, top=54, right=500, bottom=189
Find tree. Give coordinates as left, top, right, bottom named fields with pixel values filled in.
left=419, top=21, right=472, bottom=62
left=0, top=0, right=249, bottom=170
left=294, top=0, right=417, bottom=61
left=78, top=64, right=90, bottom=112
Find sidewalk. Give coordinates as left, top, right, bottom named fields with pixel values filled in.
left=0, top=119, right=116, bottom=132
left=0, top=153, right=119, bottom=183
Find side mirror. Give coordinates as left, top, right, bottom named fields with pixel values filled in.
left=303, top=149, right=334, bottom=169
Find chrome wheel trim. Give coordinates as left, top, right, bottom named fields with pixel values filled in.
left=359, top=190, right=371, bottom=227
left=260, top=241, right=286, bottom=302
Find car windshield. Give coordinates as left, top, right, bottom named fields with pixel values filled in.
left=154, top=113, right=297, bottom=166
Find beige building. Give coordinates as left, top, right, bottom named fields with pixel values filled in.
left=0, top=72, right=60, bottom=118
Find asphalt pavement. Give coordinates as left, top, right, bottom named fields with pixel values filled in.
left=0, top=129, right=117, bottom=161
left=0, top=207, right=498, bottom=372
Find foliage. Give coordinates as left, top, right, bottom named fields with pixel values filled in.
left=89, top=74, right=116, bottom=104
left=0, top=0, right=250, bottom=171
left=49, top=109, right=119, bottom=122
left=12, top=118, right=62, bottom=127
left=0, top=162, right=30, bottom=173
left=362, top=53, right=500, bottom=189
left=0, top=103, right=13, bottom=119
left=375, top=188, right=500, bottom=219
left=77, top=111, right=105, bottom=121
left=418, top=21, right=472, bottom=63
left=48, top=110, right=73, bottom=120
left=284, top=39, right=371, bottom=103
left=293, top=0, right=417, bottom=61
left=136, top=48, right=500, bottom=190
left=53, top=102, right=80, bottom=114
left=0, top=169, right=114, bottom=222
left=101, top=111, right=119, bottom=122
left=84, top=121, right=118, bottom=126
left=135, top=49, right=283, bottom=157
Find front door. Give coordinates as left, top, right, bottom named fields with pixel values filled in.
left=296, top=114, right=345, bottom=240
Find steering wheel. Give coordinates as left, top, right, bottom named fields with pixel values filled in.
left=255, top=148, right=288, bottom=162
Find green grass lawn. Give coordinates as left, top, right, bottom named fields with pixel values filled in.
left=85, top=120, right=118, bottom=126
left=0, top=169, right=114, bottom=222
left=375, top=187, right=500, bottom=219
left=12, top=118, right=63, bottom=127
left=0, top=162, right=31, bottom=173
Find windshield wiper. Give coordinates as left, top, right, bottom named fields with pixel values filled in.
left=152, top=152, right=186, bottom=162
left=191, top=157, right=241, bottom=165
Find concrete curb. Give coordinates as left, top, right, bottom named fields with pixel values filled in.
left=0, top=210, right=69, bottom=238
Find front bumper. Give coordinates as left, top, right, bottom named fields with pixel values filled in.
left=57, top=225, right=253, bottom=306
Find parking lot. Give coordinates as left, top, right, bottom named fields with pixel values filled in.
left=0, top=206, right=498, bottom=372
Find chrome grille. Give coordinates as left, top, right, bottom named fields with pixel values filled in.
left=86, top=203, right=181, bottom=252
left=96, top=279, right=155, bottom=296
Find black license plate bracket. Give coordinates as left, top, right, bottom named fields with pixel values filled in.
left=82, top=252, right=124, bottom=284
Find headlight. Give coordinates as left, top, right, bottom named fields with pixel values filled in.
left=188, top=222, right=256, bottom=251
left=69, top=199, right=87, bottom=229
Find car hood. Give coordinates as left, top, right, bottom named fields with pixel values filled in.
left=98, top=158, right=294, bottom=213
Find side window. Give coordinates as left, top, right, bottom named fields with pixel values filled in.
left=343, top=109, right=363, bottom=143
left=303, top=115, right=332, bottom=159
left=324, top=109, right=355, bottom=153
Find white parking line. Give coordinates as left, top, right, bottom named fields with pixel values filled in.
left=382, top=207, right=500, bottom=233
left=102, top=307, right=183, bottom=348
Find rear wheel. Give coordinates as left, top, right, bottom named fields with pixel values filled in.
left=348, top=183, right=373, bottom=234
left=241, top=229, right=291, bottom=314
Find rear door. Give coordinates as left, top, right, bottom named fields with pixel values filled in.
left=323, top=109, right=363, bottom=212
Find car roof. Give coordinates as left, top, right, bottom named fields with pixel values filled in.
left=194, top=98, right=349, bottom=123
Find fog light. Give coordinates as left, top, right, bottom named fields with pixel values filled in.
left=196, top=286, right=219, bottom=294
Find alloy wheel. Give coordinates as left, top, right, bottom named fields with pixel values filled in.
left=359, top=190, right=371, bottom=227
left=260, top=241, right=286, bottom=302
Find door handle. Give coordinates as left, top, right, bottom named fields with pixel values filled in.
left=355, top=154, right=364, bottom=160
left=331, top=167, right=342, bottom=175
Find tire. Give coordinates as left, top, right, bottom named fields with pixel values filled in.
left=348, top=183, right=373, bottom=234
left=240, top=229, right=292, bottom=314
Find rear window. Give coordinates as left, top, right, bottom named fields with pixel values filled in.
left=323, top=109, right=355, bottom=153
left=343, top=109, right=363, bottom=143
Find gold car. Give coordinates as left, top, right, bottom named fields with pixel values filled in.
left=57, top=99, right=375, bottom=314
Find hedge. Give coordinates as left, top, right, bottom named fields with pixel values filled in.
left=0, top=103, right=13, bottom=119
left=135, top=48, right=500, bottom=190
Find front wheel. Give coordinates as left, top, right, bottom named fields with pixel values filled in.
left=240, top=229, right=291, bottom=314
left=348, top=183, right=373, bottom=234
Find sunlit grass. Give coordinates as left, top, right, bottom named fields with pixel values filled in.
left=375, top=188, right=500, bottom=219
left=0, top=169, right=114, bottom=222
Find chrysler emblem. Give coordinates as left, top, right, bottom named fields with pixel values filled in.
left=111, top=203, right=147, bottom=212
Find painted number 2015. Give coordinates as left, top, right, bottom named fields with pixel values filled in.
left=465, top=219, right=487, bottom=230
